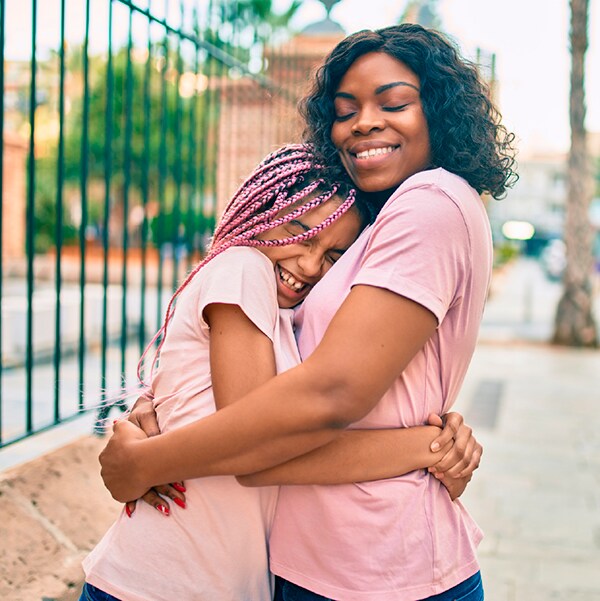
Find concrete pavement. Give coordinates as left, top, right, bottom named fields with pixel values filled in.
left=452, top=258, right=600, bottom=600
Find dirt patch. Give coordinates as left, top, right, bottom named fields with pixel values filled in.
left=0, top=436, right=120, bottom=601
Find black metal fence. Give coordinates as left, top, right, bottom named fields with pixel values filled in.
left=0, top=0, right=310, bottom=448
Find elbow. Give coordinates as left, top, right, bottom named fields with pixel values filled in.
left=315, top=384, right=367, bottom=430
left=235, top=474, right=261, bottom=487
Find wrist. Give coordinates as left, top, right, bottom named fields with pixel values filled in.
left=128, top=437, right=154, bottom=493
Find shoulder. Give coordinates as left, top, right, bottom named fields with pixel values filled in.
left=373, top=168, right=486, bottom=236
left=188, top=246, right=276, bottom=303
left=207, top=246, right=272, bottom=272
left=383, top=168, right=480, bottom=213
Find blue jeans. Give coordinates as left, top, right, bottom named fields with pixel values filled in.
left=274, top=571, right=483, bottom=601
left=78, top=583, right=121, bottom=601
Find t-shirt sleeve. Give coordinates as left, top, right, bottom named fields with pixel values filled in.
left=352, top=184, right=471, bottom=325
left=196, top=247, right=278, bottom=341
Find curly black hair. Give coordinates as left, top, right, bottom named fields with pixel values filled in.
left=300, top=23, right=518, bottom=202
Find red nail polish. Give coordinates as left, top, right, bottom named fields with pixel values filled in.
left=173, top=497, right=186, bottom=509
left=156, top=504, right=170, bottom=516
left=125, top=505, right=133, bottom=518
left=172, top=482, right=186, bottom=493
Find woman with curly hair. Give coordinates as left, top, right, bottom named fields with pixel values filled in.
left=100, top=23, right=517, bottom=600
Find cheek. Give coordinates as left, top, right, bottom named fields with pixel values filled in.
left=330, top=121, right=350, bottom=152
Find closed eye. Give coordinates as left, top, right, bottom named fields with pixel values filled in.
left=334, top=112, right=355, bottom=122
left=325, top=251, right=344, bottom=265
left=383, top=103, right=409, bottom=112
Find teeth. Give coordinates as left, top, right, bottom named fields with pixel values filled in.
left=355, top=146, right=395, bottom=159
left=279, top=267, right=304, bottom=291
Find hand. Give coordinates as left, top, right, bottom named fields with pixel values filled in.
left=435, top=472, right=473, bottom=501
left=128, top=394, right=161, bottom=437
left=427, top=412, right=482, bottom=480
left=125, top=482, right=187, bottom=518
left=122, top=395, right=187, bottom=516
left=99, top=420, right=152, bottom=503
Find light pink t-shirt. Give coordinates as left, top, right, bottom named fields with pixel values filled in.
left=83, top=247, right=300, bottom=601
left=270, top=169, right=491, bottom=600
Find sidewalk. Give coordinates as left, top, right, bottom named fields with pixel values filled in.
left=451, top=259, right=600, bottom=600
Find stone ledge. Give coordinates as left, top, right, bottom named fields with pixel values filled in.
left=0, top=436, right=120, bottom=601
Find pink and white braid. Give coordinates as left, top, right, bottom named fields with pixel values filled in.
left=137, top=143, right=357, bottom=388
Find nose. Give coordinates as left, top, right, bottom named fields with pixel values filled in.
left=297, top=249, right=326, bottom=280
left=351, top=105, right=385, bottom=136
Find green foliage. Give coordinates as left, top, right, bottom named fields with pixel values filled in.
left=33, top=158, right=78, bottom=254
left=34, top=0, right=302, bottom=252
left=493, top=241, right=520, bottom=268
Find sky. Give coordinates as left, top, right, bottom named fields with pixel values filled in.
left=290, top=0, right=600, bottom=157
left=8, top=0, right=600, bottom=158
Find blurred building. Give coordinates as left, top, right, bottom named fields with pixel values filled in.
left=215, top=4, right=346, bottom=211
left=488, top=135, right=600, bottom=257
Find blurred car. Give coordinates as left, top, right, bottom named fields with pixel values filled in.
left=540, top=239, right=566, bottom=281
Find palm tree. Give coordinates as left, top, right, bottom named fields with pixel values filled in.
left=552, top=0, right=598, bottom=347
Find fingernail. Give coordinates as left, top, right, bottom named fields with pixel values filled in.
left=431, top=442, right=440, bottom=452
left=156, top=504, right=170, bottom=516
left=125, top=505, right=133, bottom=518
left=173, top=497, right=186, bottom=509
left=113, top=419, right=118, bottom=425
left=172, top=483, right=186, bottom=493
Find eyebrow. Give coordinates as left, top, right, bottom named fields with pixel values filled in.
left=289, top=219, right=349, bottom=255
left=334, top=81, right=420, bottom=100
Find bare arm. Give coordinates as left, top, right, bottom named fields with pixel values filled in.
left=138, top=303, right=456, bottom=488
left=237, top=425, right=449, bottom=486
left=101, top=285, right=440, bottom=501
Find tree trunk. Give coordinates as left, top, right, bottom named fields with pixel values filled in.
left=553, top=0, right=598, bottom=347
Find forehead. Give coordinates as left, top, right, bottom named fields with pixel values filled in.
left=336, top=52, right=420, bottom=93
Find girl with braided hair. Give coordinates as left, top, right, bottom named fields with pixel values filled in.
left=81, top=144, right=464, bottom=601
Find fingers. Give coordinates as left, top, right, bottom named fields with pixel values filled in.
left=154, top=483, right=187, bottom=509
left=127, top=396, right=161, bottom=437
left=456, top=440, right=483, bottom=479
left=134, top=483, right=188, bottom=517
left=429, top=430, right=482, bottom=480
left=429, top=412, right=463, bottom=452
left=429, top=434, right=472, bottom=478
left=437, top=473, right=472, bottom=501
left=426, top=413, right=443, bottom=428
left=125, top=501, right=136, bottom=518
left=140, top=489, right=172, bottom=516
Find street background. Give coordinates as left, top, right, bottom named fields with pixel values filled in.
left=454, top=258, right=600, bottom=600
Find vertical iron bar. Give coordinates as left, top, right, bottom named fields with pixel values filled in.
left=100, top=0, right=115, bottom=408
left=121, top=7, right=134, bottom=379
left=171, top=2, right=183, bottom=291
left=25, top=0, right=38, bottom=434
left=156, top=0, right=169, bottom=332
left=78, top=0, right=91, bottom=412
left=0, top=0, right=5, bottom=444
left=185, top=6, right=199, bottom=269
left=139, top=0, right=152, bottom=359
left=53, top=0, right=67, bottom=423
left=197, top=0, right=214, bottom=251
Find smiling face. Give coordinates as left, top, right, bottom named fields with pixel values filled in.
left=256, top=198, right=362, bottom=308
left=331, top=52, right=432, bottom=195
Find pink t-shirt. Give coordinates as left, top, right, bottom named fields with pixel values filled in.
left=270, top=168, right=491, bottom=600
left=83, top=247, right=300, bottom=601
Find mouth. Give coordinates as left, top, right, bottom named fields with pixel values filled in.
left=277, top=265, right=310, bottom=300
left=351, top=145, right=398, bottom=160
